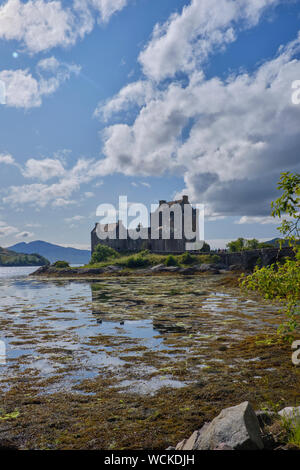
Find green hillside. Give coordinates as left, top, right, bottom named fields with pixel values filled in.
left=0, top=247, right=50, bottom=267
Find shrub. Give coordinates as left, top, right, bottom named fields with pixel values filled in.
left=90, top=244, right=119, bottom=264
left=53, top=261, right=70, bottom=268
left=125, top=255, right=150, bottom=268
left=180, top=252, right=197, bottom=265
left=164, top=255, right=178, bottom=267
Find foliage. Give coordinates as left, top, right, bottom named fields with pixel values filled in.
left=281, top=412, right=300, bottom=449
left=0, top=410, right=20, bottom=421
left=52, top=260, right=70, bottom=269
left=226, top=238, right=264, bottom=252
left=164, top=255, right=179, bottom=267
left=180, top=252, right=197, bottom=265
left=0, top=247, right=49, bottom=267
left=241, top=172, right=300, bottom=341
left=90, top=244, right=119, bottom=264
left=271, top=172, right=300, bottom=244
left=124, top=255, right=150, bottom=269
left=200, top=242, right=211, bottom=253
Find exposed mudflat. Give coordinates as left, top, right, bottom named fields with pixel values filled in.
left=0, top=273, right=299, bottom=450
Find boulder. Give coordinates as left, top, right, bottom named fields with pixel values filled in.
left=104, top=265, right=122, bottom=273
left=278, top=406, right=300, bottom=426
left=176, top=402, right=264, bottom=450
left=229, top=264, right=243, bottom=271
left=179, top=267, right=197, bottom=275
left=194, top=264, right=219, bottom=274
left=151, top=265, right=179, bottom=273
left=151, top=264, right=166, bottom=272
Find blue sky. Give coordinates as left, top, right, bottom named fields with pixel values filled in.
left=0, top=0, right=300, bottom=249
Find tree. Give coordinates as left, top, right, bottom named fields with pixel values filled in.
left=226, top=238, right=246, bottom=252
left=90, top=244, right=119, bottom=264
left=271, top=172, right=300, bottom=244
left=241, top=172, right=300, bottom=341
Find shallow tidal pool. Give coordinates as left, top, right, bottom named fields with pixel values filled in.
left=0, top=273, right=284, bottom=395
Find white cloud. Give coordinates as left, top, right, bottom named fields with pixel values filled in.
left=0, top=154, right=15, bottom=165
left=0, top=223, right=19, bottom=237
left=139, top=0, right=280, bottom=81
left=0, top=0, right=79, bottom=54
left=86, top=0, right=128, bottom=23
left=0, top=58, right=80, bottom=108
left=0, top=0, right=129, bottom=54
left=98, top=31, right=300, bottom=216
left=15, top=231, right=34, bottom=239
left=4, top=157, right=103, bottom=207
left=96, top=81, right=156, bottom=121
left=235, top=216, right=280, bottom=225
left=22, top=158, right=66, bottom=181
left=65, top=215, right=86, bottom=224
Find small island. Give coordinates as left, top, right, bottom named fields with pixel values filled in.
left=0, top=246, right=50, bottom=267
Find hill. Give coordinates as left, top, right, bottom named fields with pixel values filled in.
left=0, top=247, right=49, bottom=267
left=263, top=238, right=299, bottom=247
left=7, top=241, right=91, bottom=265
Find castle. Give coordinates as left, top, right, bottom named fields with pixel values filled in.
left=91, top=195, right=199, bottom=254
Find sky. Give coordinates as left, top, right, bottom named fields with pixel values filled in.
left=0, top=0, right=300, bottom=250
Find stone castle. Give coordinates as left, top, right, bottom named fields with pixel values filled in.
left=91, top=195, right=198, bottom=254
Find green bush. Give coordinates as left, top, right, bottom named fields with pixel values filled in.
left=53, top=261, right=70, bottom=268
left=180, top=252, right=197, bottom=265
left=164, top=255, right=178, bottom=267
left=90, top=244, right=119, bottom=264
left=125, top=255, right=150, bottom=268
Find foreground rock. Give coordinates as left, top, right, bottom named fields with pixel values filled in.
left=176, top=402, right=264, bottom=450
left=278, top=406, right=300, bottom=426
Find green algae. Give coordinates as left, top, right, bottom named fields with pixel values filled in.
left=0, top=273, right=299, bottom=449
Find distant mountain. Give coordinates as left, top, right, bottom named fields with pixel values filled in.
left=263, top=238, right=296, bottom=247
left=7, top=241, right=91, bottom=265
left=0, top=246, right=49, bottom=267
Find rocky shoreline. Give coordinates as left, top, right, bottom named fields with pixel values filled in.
left=30, top=262, right=244, bottom=278
left=170, top=402, right=300, bottom=451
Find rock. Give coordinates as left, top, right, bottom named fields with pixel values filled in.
left=151, top=264, right=179, bottom=273
left=229, top=264, right=243, bottom=271
left=214, top=443, right=233, bottom=450
left=194, top=264, right=220, bottom=274
left=195, top=263, right=213, bottom=272
left=175, top=424, right=210, bottom=450
left=179, top=267, right=197, bottom=275
left=151, top=264, right=165, bottom=272
left=214, top=263, right=228, bottom=270
left=278, top=406, right=300, bottom=426
left=177, top=402, right=264, bottom=450
left=104, top=265, right=122, bottom=273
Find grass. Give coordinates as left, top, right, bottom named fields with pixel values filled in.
left=281, top=411, right=300, bottom=449
left=82, top=251, right=220, bottom=270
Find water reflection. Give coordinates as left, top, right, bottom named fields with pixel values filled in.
left=0, top=273, right=282, bottom=395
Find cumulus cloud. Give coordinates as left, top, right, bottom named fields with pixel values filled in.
left=0, top=154, right=16, bottom=165
left=97, top=28, right=300, bottom=216
left=0, top=221, right=19, bottom=237
left=22, top=158, right=66, bottom=181
left=95, top=81, right=156, bottom=121
left=0, top=0, right=79, bottom=54
left=0, top=58, right=80, bottom=108
left=85, top=0, right=128, bottom=23
left=139, top=0, right=280, bottom=81
left=0, top=0, right=129, bottom=54
left=3, top=157, right=104, bottom=207
left=235, top=215, right=280, bottom=224
left=15, top=231, right=34, bottom=239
